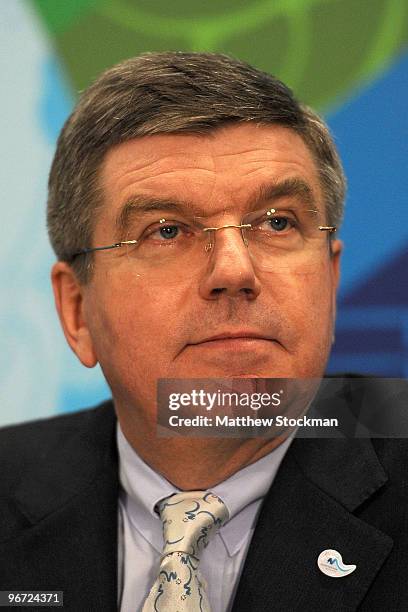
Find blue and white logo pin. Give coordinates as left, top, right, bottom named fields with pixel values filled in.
left=317, top=549, right=356, bottom=578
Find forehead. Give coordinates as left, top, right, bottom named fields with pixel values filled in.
left=98, top=123, right=322, bottom=223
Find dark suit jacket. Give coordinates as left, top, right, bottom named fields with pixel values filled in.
left=1, top=389, right=408, bottom=611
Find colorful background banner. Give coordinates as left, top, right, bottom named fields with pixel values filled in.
left=1, top=0, right=407, bottom=426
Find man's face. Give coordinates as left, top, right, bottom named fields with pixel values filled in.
left=71, top=123, right=341, bottom=425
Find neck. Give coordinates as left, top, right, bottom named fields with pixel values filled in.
left=117, top=411, right=288, bottom=489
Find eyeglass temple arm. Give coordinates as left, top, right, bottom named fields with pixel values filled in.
left=202, top=223, right=336, bottom=233
left=70, top=239, right=139, bottom=259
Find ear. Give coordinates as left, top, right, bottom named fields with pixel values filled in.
left=51, top=262, right=98, bottom=368
left=328, top=239, right=343, bottom=344
left=330, top=238, right=343, bottom=292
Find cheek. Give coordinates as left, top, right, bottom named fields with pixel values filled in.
left=268, top=262, right=334, bottom=312
left=86, top=275, right=186, bottom=367
left=289, top=265, right=336, bottom=372
left=274, top=262, right=336, bottom=343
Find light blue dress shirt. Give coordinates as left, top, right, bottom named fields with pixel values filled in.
left=117, top=422, right=293, bottom=611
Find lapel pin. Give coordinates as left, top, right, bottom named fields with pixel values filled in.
left=317, top=549, right=357, bottom=578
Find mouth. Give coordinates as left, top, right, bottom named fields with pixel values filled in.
left=189, top=331, right=279, bottom=349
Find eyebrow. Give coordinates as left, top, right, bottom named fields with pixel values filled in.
left=115, top=177, right=317, bottom=236
left=115, top=196, right=199, bottom=236
left=252, top=177, right=316, bottom=210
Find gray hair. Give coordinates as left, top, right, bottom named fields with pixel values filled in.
left=47, top=51, right=346, bottom=283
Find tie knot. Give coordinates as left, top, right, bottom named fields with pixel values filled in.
left=158, top=491, right=229, bottom=561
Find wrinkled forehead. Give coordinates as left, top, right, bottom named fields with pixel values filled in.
left=97, top=123, right=323, bottom=229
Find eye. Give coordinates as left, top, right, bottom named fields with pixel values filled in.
left=141, top=219, right=194, bottom=243
left=157, top=224, right=180, bottom=240
left=257, top=213, right=295, bottom=233
left=267, top=216, right=290, bottom=232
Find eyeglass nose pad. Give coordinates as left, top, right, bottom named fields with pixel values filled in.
left=204, top=228, right=215, bottom=252
left=203, top=225, right=251, bottom=252
left=241, top=226, right=249, bottom=248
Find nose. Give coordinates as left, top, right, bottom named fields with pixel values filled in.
left=199, top=226, right=261, bottom=300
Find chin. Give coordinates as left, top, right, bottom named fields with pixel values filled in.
left=178, top=364, right=294, bottom=379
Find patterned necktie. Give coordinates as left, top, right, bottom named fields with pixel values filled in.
left=142, top=490, right=229, bottom=612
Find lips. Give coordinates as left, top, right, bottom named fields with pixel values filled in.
left=190, top=331, right=276, bottom=345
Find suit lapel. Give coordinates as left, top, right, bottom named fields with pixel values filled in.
left=232, top=438, right=393, bottom=611
left=0, top=403, right=119, bottom=612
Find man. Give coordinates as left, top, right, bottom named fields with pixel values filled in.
left=1, top=52, right=407, bottom=611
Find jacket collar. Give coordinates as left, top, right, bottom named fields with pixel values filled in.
left=13, top=402, right=119, bottom=523
left=0, top=402, right=119, bottom=611
left=232, top=436, right=392, bottom=610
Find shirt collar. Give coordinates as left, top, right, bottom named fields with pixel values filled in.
left=117, top=422, right=178, bottom=518
left=117, top=421, right=293, bottom=556
left=211, top=436, right=293, bottom=555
